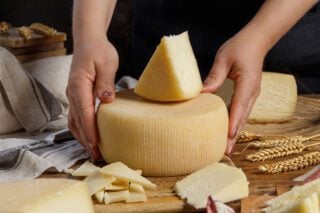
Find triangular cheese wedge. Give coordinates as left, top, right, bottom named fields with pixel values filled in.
left=71, top=160, right=101, bottom=177
left=134, top=31, right=202, bottom=102
left=83, top=171, right=116, bottom=195
left=101, top=162, right=157, bottom=190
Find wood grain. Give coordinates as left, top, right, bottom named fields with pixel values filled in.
left=7, top=42, right=64, bottom=55
left=15, top=48, right=66, bottom=63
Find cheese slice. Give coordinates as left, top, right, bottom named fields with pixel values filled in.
left=83, top=171, right=116, bottom=195
left=100, top=162, right=157, bottom=190
left=94, top=190, right=104, bottom=203
left=71, top=160, right=100, bottom=176
left=175, top=163, right=249, bottom=209
left=98, top=90, right=228, bottom=176
left=134, top=31, right=203, bottom=102
left=215, top=72, right=297, bottom=123
left=104, top=190, right=129, bottom=204
left=126, top=191, right=147, bottom=203
left=0, top=178, right=94, bottom=213
left=105, top=182, right=129, bottom=191
left=129, top=183, right=145, bottom=193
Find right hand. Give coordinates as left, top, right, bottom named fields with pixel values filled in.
left=66, top=38, right=119, bottom=161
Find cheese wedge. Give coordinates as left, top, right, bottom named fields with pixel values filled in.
left=0, top=178, right=94, bottom=213
left=175, top=163, right=249, bottom=209
left=100, top=162, right=157, bottom=190
left=71, top=160, right=100, bottom=176
left=134, top=31, right=203, bottom=102
left=215, top=72, right=297, bottom=123
left=83, top=171, right=116, bottom=195
left=98, top=90, right=228, bottom=176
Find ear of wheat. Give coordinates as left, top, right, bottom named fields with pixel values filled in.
left=0, top=22, right=10, bottom=34
left=237, top=131, right=261, bottom=143
left=246, top=142, right=320, bottom=162
left=30, top=23, right=57, bottom=36
left=259, top=151, right=320, bottom=174
left=18, top=26, right=33, bottom=40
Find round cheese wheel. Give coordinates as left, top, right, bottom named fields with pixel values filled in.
left=97, top=90, right=228, bottom=176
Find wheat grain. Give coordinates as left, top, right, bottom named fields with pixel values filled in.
left=259, top=151, right=320, bottom=174
left=237, top=131, right=261, bottom=143
left=251, top=136, right=306, bottom=148
left=18, top=26, right=33, bottom=40
left=30, top=23, right=57, bottom=36
left=0, top=22, right=10, bottom=34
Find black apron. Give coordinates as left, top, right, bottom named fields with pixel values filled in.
left=132, top=0, right=320, bottom=93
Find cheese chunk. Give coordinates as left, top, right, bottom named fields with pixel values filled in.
left=101, top=162, right=157, bottom=190
left=0, top=178, right=94, bottom=213
left=104, top=190, right=129, bottom=204
left=105, top=182, right=129, bottom=191
left=71, top=160, right=100, bottom=177
left=83, top=171, right=116, bottom=195
left=175, top=163, right=249, bottom=209
left=129, top=183, right=145, bottom=193
left=215, top=72, right=297, bottom=123
left=94, top=190, right=104, bottom=203
left=134, top=31, right=203, bottom=102
left=97, top=90, right=228, bottom=176
left=126, top=191, right=147, bottom=203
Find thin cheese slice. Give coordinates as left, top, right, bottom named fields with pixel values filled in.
left=98, top=90, right=228, bottom=176
left=175, top=163, right=249, bottom=209
left=0, top=178, right=94, bottom=213
left=129, top=183, right=145, bottom=193
left=71, top=160, right=100, bottom=176
left=126, top=191, right=147, bottom=203
left=100, top=162, right=157, bottom=190
left=94, top=190, right=104, bottom=203
left=104, top=190, right=129, bottom=204
left=134, top=31, right=203, bottom=102
left=215, top=72, right=297, bottom=123
left=84, top=171, right=116, bottom=195
left=105, top=182, right=129, bottom=191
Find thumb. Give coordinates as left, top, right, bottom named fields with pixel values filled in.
left=202, top=57, right=230, bottom=93
left=95, top=64, right=117, bottom=103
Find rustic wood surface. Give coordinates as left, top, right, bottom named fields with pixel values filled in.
left=41, top=95, right=320, bottom=213
left=0, top=28, right=66, bottom=48
left=15, top=48, right=66, bottom=63
left=7, top=42, right=64, bottom=55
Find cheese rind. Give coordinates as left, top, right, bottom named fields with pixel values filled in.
left=215, top=72, right=297, bottom=123
left=134, top=31, right=203, bottom=102
left=175, top=163, right=249, bottom=209
left=0, top=178, right=94, bottom=213
left=97, top=90, right=228, bottom=176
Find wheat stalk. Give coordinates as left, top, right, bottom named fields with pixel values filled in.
left=237, top=131, right=262, bottom=143
left=18, top=26, right=33, bottom=40
left=30, top=23, right=57, bottom=36
left=246, top=142, right=320, bottom=162
left=259, top=151, right=320, bottom=174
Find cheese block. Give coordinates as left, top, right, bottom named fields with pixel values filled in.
left=134, top=31, right=203, bottom=102
left=83, top=171, right=116, bottom=195
left=100, top=162, right=157, bottom=189
left=0, top=178, right=94, bottom=213
left=97, top=90, right=228, bottom=176
left=175, top=163, right=249, bottom=209
left=265, top=178, right=320, bottom=211
left=71, top=160, right=100, bottom=176
left=215, top=72, right=297, bottom=123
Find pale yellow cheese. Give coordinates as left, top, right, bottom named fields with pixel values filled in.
left=215, top=72, right=297, bottom=123
left=100, top=162, right=157, bottom=190
left=104, top=190, right=129, bottom=204
left=94, top=190, right=104, bottom=203
left=83, top=171, right=116, bottom=195
left=105, top=182, right=129, bottom=191
left=0, top=178, right=94, bottom=213
left=126, top=191, right=147, bottom=203
left=71, top=160, right=100, bottom=177
left=97, top=90, right=228, bottom=176
left=129, top=183, right=145, bottom=193
left=175, top=163, right=249, bottom=209
left=134, top=31, right=203, bottom=102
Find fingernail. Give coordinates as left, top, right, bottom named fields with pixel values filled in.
left=102, top=91, right=113, bottom=97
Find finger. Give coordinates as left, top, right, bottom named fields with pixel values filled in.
left=68, top=108, right=80, bottom=141
left=202, top=56, right=230, bottom=93
left=95, top=60, right=118, bottom=103
left=226, top=75, right=256, bottom=154
left=69, top=75, right=102, bottom=161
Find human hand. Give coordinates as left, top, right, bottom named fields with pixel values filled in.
left=66, top=38, right=119, bottom=161
left=202, top=30, right=270, bottom=155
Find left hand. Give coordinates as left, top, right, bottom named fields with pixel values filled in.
left=202, top=30, right=269, bottom=155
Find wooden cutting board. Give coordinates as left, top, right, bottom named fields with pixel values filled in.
left=42, top=95, right=320, bottom=213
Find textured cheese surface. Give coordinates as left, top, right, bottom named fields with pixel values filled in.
left=101, top=162, right=157, bottom=189
left=97, top=90, right=228, bottom=176
left=134, top=31, right=203, bottom=102
left=215, top=72, right=297, bottom=123
left=0, top=178, right=94, bottom=213
left=84, top=171, right=116, bottom=195
left=175, top=163, right=249, bottom=209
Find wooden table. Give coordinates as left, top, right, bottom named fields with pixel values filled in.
left=42, top=95, right=320, bottom=213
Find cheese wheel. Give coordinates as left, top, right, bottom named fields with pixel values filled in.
left=97, top=90, right=228, bottom=176
left=134, top=31, right=203, bottom=102
left=215, top=72, right=297, bottom=123
left=0, top=178, right=94, bottom=213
